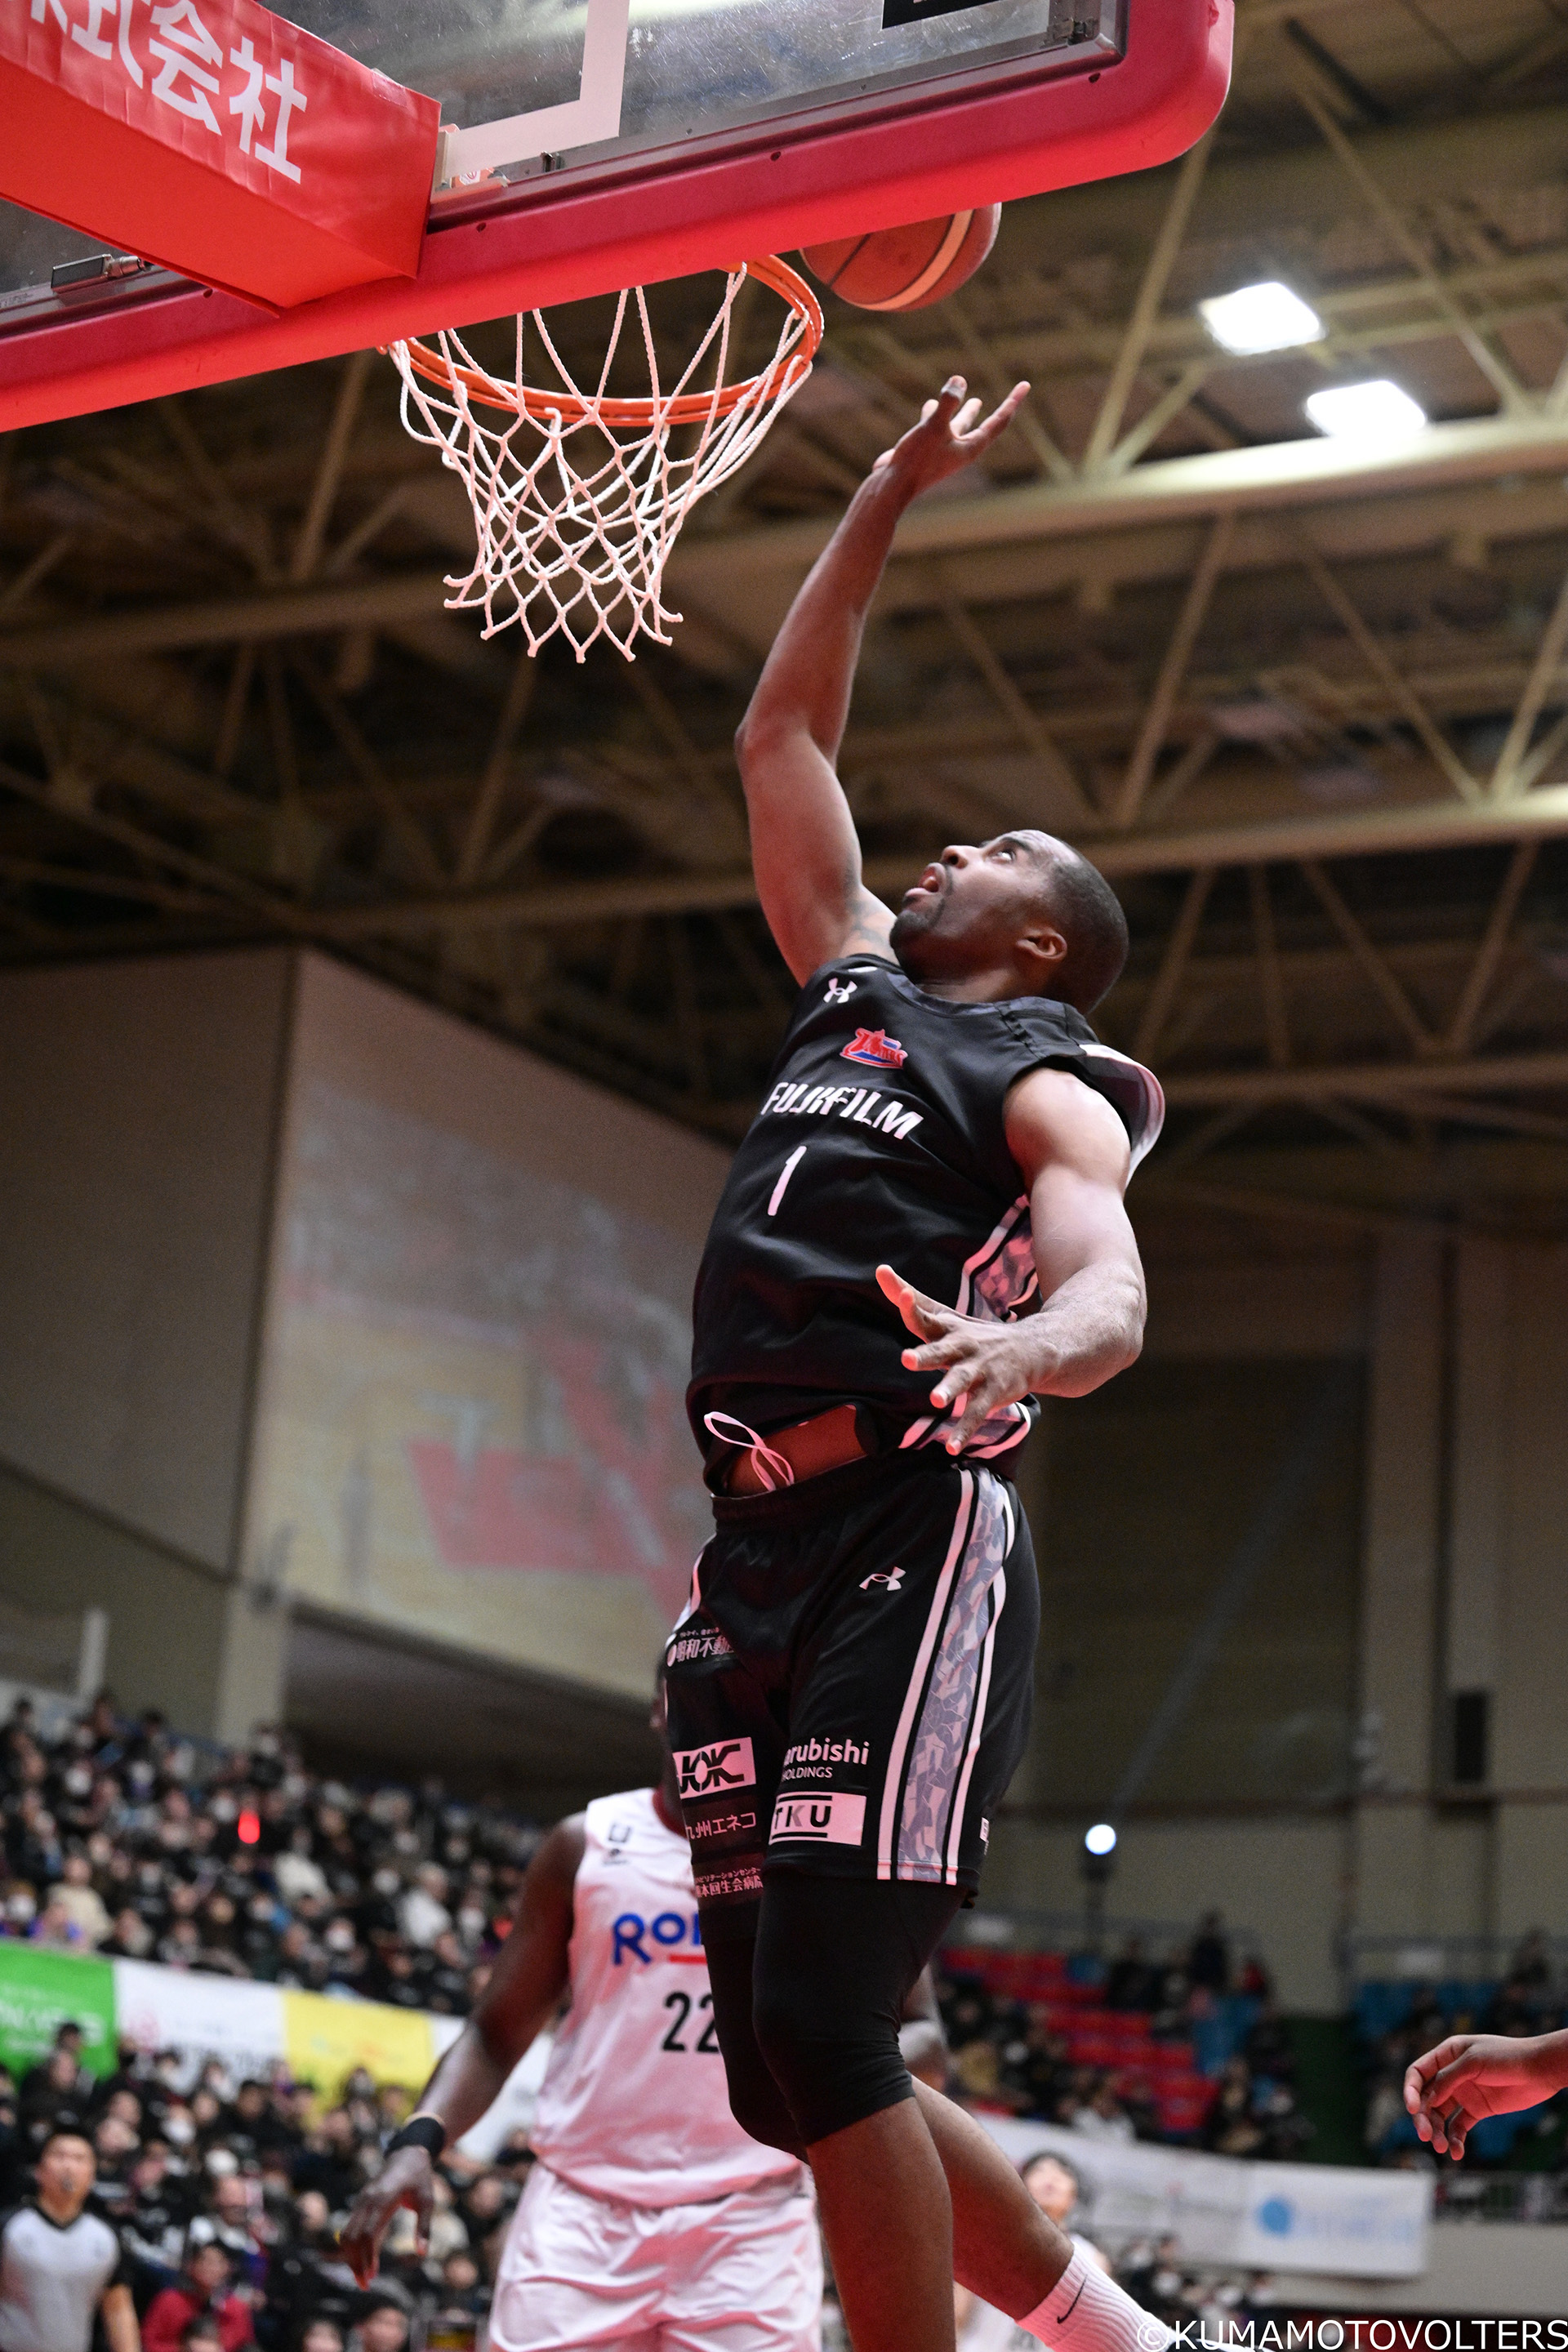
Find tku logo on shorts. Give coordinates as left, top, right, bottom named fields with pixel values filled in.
left=841, top=1027, right=907, bottom=1070
left=770, top=1793, right=867, bottom=1846
left=674, top=1738, right=756, bottom=1797
left=860, top=1567, right=905, bottom=1592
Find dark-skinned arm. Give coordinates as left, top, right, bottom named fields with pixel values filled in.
left=878, top=1071, right=1146, bottom=1448
left=340, top=1816, right=584, bottom=2284
left=734, top=375, right=1028, bottom=986
left=1404, top=2026, right=1568, bottom=2159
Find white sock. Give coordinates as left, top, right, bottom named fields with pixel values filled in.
left=1017, top=2248, right=1174, bottom=2352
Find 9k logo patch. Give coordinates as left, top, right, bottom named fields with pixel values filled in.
left=674, top=1738, right=756, bottom=1797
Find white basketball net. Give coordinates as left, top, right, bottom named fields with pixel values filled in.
left=387, top=259, right=821, bottom=662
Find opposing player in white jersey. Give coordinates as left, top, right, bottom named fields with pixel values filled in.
left=341, top=1687, right=822, bottom=2352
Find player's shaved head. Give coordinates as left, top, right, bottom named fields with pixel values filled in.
left=1014, top=831, right=1129, bottom=1012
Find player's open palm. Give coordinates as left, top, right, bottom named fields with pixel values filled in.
left=873, top=374, right=1030, bottom=495
left=877, top=1262, right=1037, bottom=1448
left=1403, top=2033, right=1557, bottom=2158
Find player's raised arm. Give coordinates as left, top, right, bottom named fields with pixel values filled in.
left=734, top=375, right=1029, bottom=985
left=340, top=1816, right=583, bottom=2283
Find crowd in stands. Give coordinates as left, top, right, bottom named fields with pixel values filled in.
left=0, top=1692, right=549, bottom=2348
left=0, top=2021, right=522, bottom=2350
left=1358, top=1931, right=1568, bottom=2172
left=934, top=1913, right=1316, bottom=2160
left=0, top=1695, right=538, bottom=2013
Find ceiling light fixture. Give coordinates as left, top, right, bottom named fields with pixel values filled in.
left=1305, top=380, right=1428, bottom=442
left=1198, top=279, right=1323, bottom=355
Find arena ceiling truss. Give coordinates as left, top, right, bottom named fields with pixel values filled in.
left=6, top=0, right=1568, bottom=1225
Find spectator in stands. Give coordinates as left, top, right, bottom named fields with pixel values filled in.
left=144, top=2243, right=255, bottom=2352
left=351, top=2303, right=411, bottom=2352
left=187, top=2174, right=268, bottom=2292
left=1187, top=1911, right=1230, bottom=1993
left=1242, top=2002, right=1294, bottom=2086
left=118, top=2145, right=188, bottom=2298
left=1072, top=2080, right=1136, bottom=2145
left=1106, top=1937, right=1155, bottom=2013
left=1204, top=2063, right=1265, bottom=2158
left=1510, top=1931, right=1552, bottom=1993
left=53, top=1853, right=113, bottom=1948
left=1020, top=2153, right=1106, bottom=2268
left=397, top=1867, right=450, bottom=1951
left=19, top=2043, right=90, bottom=2141
left=296, top=2323, right=345, bottom=2352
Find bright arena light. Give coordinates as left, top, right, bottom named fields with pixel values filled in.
left=1198, top=279, right=1324, bottom=355
left=1304, top=380, right=1428, bottom=443
left=1084, top=1822, right=1118, bottom=1857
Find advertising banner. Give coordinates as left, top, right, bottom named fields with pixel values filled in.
left=0, top=1944, right=551, bottom=2156
left=0, top=1944, right=455, bottom=2095
left=0, top=0, right=439, bottom=306
left=975, top=2115, right=1432, bottom=2281
left=0, top=1945, right=118, bottom=2078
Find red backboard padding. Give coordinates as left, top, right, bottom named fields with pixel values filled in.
left=0, top=0, right=439, bottom=308
left=0, top=0, right=1230, bottom=427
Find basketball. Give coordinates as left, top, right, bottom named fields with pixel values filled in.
left=800, top=206, right=1002, bottom=313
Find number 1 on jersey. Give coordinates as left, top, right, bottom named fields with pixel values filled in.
left=768, top=1145, right=807, bottom=1217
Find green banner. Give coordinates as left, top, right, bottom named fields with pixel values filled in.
left=0, top=1947, right=118, bottom=2080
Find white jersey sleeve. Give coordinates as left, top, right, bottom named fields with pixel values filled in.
left=527, top=1787, right=804, bottom=2207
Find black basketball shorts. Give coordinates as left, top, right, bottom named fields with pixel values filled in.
left=663, top=1449, right=1039, bottom=1936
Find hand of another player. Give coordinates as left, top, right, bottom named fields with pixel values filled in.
left=1403, top=2032, right=1567, bottom=2160
left=340, top=2147, right=435, bottom=2286
left=871, top=376, right=1030, bottom=497
left=877, top=1262, right=1043, bottom=1447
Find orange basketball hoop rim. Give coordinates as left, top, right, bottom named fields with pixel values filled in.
left=395, top=254, right=822, bottom=426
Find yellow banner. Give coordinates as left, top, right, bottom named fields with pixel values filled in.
left=282, top=1989, right=438, bottom=2098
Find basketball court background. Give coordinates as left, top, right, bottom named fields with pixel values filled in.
left=1, top=0, right=1567, bottom=2024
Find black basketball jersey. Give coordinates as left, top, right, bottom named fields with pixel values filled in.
left=688, top=955, right=1163, bottom=1479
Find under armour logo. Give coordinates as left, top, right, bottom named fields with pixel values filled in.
left=860, top=1567, right=905, bottom=1592
left=824, top=978, right=858, bottom=1004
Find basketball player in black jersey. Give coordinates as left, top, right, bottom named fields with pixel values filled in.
left=665, top=379, right=1169, bottom=2352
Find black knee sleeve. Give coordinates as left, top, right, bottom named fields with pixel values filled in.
left=703, top=1934, right=808, bottom=2158
left=751, top=1873, right=964, bottom=2147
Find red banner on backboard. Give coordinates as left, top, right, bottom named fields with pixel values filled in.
left=1, top=0, right=439, bottom=309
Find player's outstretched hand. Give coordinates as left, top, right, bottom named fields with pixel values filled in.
left=877, top=1262, right=1040, bottom=1448
left=1402, top=2029, right=1568, bottom=2160
left=340, top=2146, right=436, bottom=2285
left=871, top=376, right=1030, bottom=497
